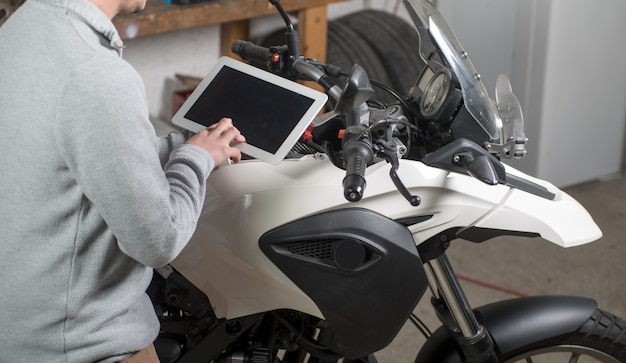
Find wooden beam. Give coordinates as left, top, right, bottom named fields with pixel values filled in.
left=298, top=5, right=328, bottom=61
left=221, top=20, right=250, bottom=59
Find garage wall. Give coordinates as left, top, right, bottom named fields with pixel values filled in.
left=526, top=0, right=626, bottom=187
left=431, top=0, right=626, bottom=187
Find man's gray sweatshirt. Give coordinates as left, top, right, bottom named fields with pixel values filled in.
left=0, top=1, right=215, bottom=361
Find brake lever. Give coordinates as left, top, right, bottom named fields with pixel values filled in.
left=390, top=161, right=421, bottom=207
left=373, top=131, right=421, bottom=207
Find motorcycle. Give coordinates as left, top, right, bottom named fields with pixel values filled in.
left=149, top=0, right=626, bottom=362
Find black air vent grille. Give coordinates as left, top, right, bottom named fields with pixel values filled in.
left=281, top=240, right=335, bottom=261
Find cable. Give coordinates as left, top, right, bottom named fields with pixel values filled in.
left=409, top=313, right=432, bottom=339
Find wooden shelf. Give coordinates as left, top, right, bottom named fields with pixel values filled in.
left=113, top=0, right=345, bottom=60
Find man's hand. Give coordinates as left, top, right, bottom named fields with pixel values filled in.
left=185, top=118, right=246, bottom=165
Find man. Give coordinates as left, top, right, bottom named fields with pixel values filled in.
left=0, top=0, right=245, bottom=362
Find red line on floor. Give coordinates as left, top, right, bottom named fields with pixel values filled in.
left=456, top=274, right=528, bottom=298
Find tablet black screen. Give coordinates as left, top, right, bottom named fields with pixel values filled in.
left=184, top=65, right=316, bottom=154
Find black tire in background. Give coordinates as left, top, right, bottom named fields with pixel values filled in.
left=339, top=9, right=426, bottom=96
left=259, top=22, right=397, bottom=104
left=326, top=21, right=397, bottom=104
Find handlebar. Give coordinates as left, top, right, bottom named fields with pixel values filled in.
left=342, top=126, right=373, bottom=202
left=232, top=40, right=341, bottom=98
left=231, top=40, right=274, bottom=65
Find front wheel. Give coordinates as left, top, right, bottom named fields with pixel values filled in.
left=500, top=309, right=626, bottom=362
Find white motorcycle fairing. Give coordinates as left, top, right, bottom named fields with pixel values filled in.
left=171, top=155, right=601, bottom=321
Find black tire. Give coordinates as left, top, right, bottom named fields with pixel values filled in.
left=326, top=21, right=396, bottom=104
left=257, top=22, right=391, bottom=84
left=257, top=26, right=287, bottom=49
left=499, top=309, right=626, bottom=362
left=339, top=10, right=426, bottom=96
left=258, top=21, right=396, bottom=104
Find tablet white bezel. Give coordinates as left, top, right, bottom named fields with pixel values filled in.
left=172, top=56, right=328, bottom=165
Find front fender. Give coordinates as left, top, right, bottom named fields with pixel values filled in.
left=415, top=295, right=597, bottom=362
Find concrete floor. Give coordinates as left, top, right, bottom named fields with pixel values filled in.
left=375, top=175, right=626, bottom=362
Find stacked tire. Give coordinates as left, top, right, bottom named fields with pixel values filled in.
left=260, top=9, right=426, bottom=105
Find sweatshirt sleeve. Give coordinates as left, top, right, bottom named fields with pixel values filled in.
left=157, top=130, right=193, bottom=167
left=55, top=56, right=214, bottom=267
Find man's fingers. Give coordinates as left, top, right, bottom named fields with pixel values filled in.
left=204, top=118, right=244, bottom=143
left=186, top=117, right=245, bottom=165
left=207, top=117, right=233, bottom=135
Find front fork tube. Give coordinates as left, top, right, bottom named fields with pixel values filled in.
left=424, top=253, right=499, bottom=363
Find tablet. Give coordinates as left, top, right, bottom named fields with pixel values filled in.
left=172, top=56, right=328, bottom=165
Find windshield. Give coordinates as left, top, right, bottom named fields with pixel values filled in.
left=402, top=0, right=501, bottom=141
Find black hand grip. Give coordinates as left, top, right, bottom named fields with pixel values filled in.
left=231, top=40, right=272, bottom=64
left=342, top=135, right=374, bottom=202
